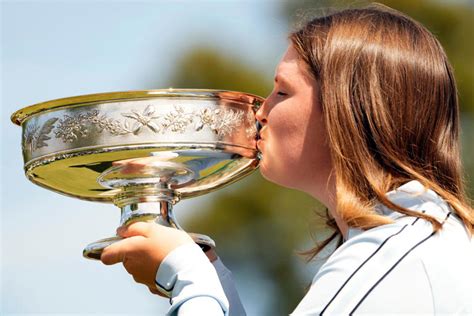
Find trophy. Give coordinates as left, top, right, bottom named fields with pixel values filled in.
left=11, top=89, right=263, bottom=260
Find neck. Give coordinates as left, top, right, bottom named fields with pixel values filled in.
left=330, top=206, right=349, bottom=240
left=309, top=176, right=349, bottom=239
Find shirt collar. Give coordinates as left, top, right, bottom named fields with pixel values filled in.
left=345, top=180, right=448, bottom=241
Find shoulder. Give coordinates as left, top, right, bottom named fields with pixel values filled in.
left=292, top=221, right=427, bottom=315
left=292, top=217, right=473, bottom=315
left=292, top=182, right=473, bottom=315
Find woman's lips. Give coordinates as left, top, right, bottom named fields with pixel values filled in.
left=257, top=127, right=266, bottom=150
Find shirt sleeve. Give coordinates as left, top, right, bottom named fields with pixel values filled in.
left=156, top=243, right=229, bottom=316
left=213, top=257, right=246, bottom=316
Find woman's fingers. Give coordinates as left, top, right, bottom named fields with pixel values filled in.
left=100, top=222, right=195, bottom=289
left=111, top=158, right=146, bottom=174
left=112, top=157, right=141, bottom=166
left=113, top=154, right=177, bottom=167
left=112, top=154, right=178, bottom=174
left=101, top=244, right=124, bottom=266
left=100, top=235, right=146, bottom=265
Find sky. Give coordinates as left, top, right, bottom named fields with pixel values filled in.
left=1, top=0, right=288, bottom=314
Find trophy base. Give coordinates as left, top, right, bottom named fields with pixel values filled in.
left=83, top=236, right=123, bottom=260
left=83, top=233, right=216, bottom=260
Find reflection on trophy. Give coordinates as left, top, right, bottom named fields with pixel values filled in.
left=11, top=89, right=263, bottom=259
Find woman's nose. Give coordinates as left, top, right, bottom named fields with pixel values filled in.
left=255, top=100, right=267, bottom=125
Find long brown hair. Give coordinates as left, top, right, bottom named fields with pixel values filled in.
left=290, top=3, right=473, bottom=258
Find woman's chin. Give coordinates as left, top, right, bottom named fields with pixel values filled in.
left=259, top=162, right=288, bottom=188
left=258, top=161, right=274, bottom=182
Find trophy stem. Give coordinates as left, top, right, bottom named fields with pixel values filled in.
left=83, top=185, right=215, bottom=260
left=115, top=186, right=181, bottom=228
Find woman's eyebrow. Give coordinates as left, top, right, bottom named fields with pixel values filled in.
left=274, top=74, right=290, bottom=85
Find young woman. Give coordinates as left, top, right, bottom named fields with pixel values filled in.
left=101, top=4, right=474, bottom=315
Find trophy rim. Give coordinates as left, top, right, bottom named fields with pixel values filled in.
left=11, top=88, right=265, bottom=125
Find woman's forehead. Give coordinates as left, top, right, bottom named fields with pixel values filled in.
left=275, top=48, right=304, bottom=80
left=275, top=48, right=314, bottom=85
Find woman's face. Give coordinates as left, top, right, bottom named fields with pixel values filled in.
left=256, top=45, right=332, bottom=196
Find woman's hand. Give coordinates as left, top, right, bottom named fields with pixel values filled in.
left=100, top=222, right=194, bottom=296
left=112, top=152, right=179, bottom=174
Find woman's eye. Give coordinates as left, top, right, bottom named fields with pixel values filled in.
left=277, top=91, right=287, bottom=96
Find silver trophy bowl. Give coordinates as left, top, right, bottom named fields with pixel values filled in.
left=11, top=89, right=263, bottom=259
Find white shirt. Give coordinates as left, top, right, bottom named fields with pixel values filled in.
left=156, top=181, right=474, bottom=315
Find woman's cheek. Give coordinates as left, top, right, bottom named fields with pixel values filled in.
left=259, top=142, right=281, bottom=176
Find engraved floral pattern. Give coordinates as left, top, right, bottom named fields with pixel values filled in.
left=162, top=106, right=193, bottom=133
left=24, top=104, right=253, bottom=151
left=245, top=111, right=257, bottom=139
left=54, top=111, right=100, bottom=142
left=195, top=108, right=217, bottom=132
left=23, top=118, right=58, bottom=151
left=213, top=109, right=244, bottom=138
left=121, top=105, right=161, bottom=134
left=195, top=108, right=246, bottom=137
left=90, top=112, right=131, bottom=136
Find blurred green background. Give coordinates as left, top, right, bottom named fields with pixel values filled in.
left=173, top=1, right=474, bottom=314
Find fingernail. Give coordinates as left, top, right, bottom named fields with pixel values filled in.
left=116, top=226, right=125, bottom=235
